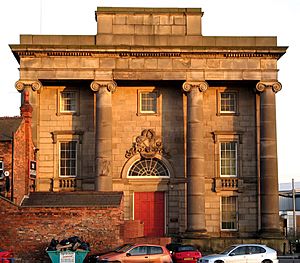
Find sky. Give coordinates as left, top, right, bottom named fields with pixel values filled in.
left=0, top=0, right=299, bottom=185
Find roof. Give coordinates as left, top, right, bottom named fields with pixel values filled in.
left=0, top=117, right=22, bottom=141
left=21, top=191, right=123, bottom=208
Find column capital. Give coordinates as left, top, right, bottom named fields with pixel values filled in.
left=256, top=81, right=282, bottom=94
left=182, top=81, right=208, bottom=93
left=90, top=80, right=117, bottom=93
left=15, top=80, right=42, bottom=92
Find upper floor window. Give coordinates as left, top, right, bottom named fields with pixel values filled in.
left=59, top=141, right=77, bottom=177
left=220, top=141, right=237, bottom=177
left=221, top=196, right=238, bottom=231
left=220, top=92, right=237, bottom=113
left=138, top=91, right=158, bottom=115
left=60, top=91, right=77, bottom=113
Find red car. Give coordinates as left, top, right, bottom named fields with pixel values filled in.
left=0, top=248, right=14, bottom=263
left=169, top=244, right=202, bottom=263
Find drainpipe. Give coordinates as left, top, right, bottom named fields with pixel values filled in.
left=11, top=132, right=14, bottom=202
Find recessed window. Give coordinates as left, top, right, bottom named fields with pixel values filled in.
left=60, top=91, right=78, bottom=113
left=220, top=92, right=237, bottom=113
left=59, top=141, right=77, bottom=177
left=0, top=160, right=3, bottom=173
left=139, top=91, right=158, bottom=114
left=220, top=141, right=237, bottom=177
left=221, top=196, right=238, bottom=230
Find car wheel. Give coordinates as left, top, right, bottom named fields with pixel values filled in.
left=214, top=260, right=224, bottom=263
left=262, top=260, right=272, bottom=263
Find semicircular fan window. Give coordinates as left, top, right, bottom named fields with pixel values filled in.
left=128, top=158, right=169, bottom=177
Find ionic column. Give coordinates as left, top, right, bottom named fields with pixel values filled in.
left=182, top=81, right=208, bottom=236
left=256, top=81, right=282, bottom=237
left=90, top=80, right=117, bottom=191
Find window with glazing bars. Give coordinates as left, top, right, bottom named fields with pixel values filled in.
left=60, top=91, right=77, bottom=112
left=140, top=92, right=157, bottom=114
left=220, top=92, right=237, bottom=113
left=220, top=141, right=237, bottom=177
left=59, top=141, right=77, bottom=177
left=221, top=196, right=238, bottom=230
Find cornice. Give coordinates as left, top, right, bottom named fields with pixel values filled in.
left=11, top=47, right=286, bottom=60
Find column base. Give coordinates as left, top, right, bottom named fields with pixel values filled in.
left=95, top=175, right=113, bottom=191
left=258, top=228, right=284, bottom=239
left=183, top=229, right=209, bottom=239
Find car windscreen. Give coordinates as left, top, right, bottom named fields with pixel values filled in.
left=114, top=244, right=134, bottom=253
left=220, top=245, right=237, bottom=255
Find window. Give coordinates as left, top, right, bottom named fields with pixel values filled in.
left=220, top=141, right=237, bottom=177
left=221, top=196, right=238, bottom=230
left=60, top=91, right=78, bottom=113
left=0, top=160, right=3, bottom=173
left=149, top=246, right=163, bottom=255
left=231, top=246, right=246, bottom=256
left=128, top=158, right=169, bottom=177
left=139, top=91, right=158, bottom=114
left=59, top=141, right=77, bottom=177
left=220, top=92, right=237, bottom=113
left=129, top=246, right=147, bottom=256
left=248, top=246, right=266, bottom=254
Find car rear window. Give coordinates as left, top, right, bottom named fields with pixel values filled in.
left=175, top=246, right=197, bottom=252
left=149, top=246, right=163, bottom=255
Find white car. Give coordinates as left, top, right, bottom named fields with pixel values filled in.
left=199, top=244, right=278, bottom=263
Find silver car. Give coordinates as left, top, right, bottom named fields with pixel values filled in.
left=199, top=244, right=278, bottom=263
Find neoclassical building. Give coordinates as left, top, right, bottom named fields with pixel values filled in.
left=10, top=7, right=287, bottom=239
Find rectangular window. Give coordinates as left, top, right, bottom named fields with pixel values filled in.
left=220, top=92, right=237, bottom=113
left=220, top=141, right=237, bottom=177
left=0, top=160, right=3, bottom=173
left=139, top=91, right=157, bottom=114
left=60, top=91, right=77, bottom=113
left=221, top=196, right=238, bottom=230
left=59, top=141, right=77, bottom=177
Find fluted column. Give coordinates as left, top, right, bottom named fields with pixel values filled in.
left=182, top=81, right=208, bottom=236
left=90, top=80, right=117, bottom=191
left=256, top=81, right=282, bottom=237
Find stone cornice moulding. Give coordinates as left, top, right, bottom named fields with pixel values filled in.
left=12, top=49, right=285, bottom=60
left=90, top=80, right=117, bottom=93
left=256, top=81, right=282, bottom=94
left=15, top=80, right=42, bottom=92
left=182, top=81, right=209, bottom=93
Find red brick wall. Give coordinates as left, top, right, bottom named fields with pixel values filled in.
left=0, top=197, right=124, bottom=262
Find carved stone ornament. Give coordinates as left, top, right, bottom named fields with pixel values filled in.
left=90, top=81, right=117, bottom=93
left=256, top=81, right=282, bottom=94
left=15, top=80, right=42, bottom=92
left=125, top=129, right=167, bottom=159
left=182, top=81, right=209, bottom=93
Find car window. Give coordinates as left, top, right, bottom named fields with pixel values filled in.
left=129, top=246, right=148, bottom=256
left=176, top=246, right=197, bottom=252
left=221, top=245, right=237, bottom=255
left=114, top=244, right=134, bottom=253
left=231, top=246, right=247, bottom=256
left=248, top=246, right=266, bottom=254
left=149, top=246, right=163, bottom=255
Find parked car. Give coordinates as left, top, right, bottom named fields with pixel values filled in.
left=199, top=244, right=278, bottom=263
left=169, top=244, right=202, bottom=263
left=0, top=248, right=14, bottom=263
left=96, top=243, right=173, bottom=263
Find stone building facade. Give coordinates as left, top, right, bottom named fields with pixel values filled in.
left=10, top=7, right=287, bottom=240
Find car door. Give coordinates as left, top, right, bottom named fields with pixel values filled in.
left=227, top=246, right=248, bottom=263
left=148, top=246, right=169, bottom=263
left=246, top=246, right=266, bottom=263
left=123, top=245, right=150, bottom=263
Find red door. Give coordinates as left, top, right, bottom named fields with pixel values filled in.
left=134, top=192, right=165, bottom=237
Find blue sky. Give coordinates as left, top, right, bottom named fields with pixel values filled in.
left=0, top=0, right=299, bottom=184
